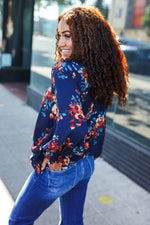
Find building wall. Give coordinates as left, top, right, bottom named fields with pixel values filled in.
left=108, top=0, right=128, bottom=30
left=132, top=0, right=147, bottom=27
left=108, top=0, right=150, bottom=40
left=126, top=0, right=135, bottom=28
left=108, top=0, right=150, bottom=32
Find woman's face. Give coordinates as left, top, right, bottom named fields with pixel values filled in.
left=57, top=19, right=73, bottom=60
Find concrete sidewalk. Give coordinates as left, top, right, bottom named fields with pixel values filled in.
left=0, top=83, right=150, bottom=225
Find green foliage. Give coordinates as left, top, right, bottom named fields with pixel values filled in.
left=143, top=4, right=150, bottom=37
left=35, top=0, right=70, bottom=7
left=95, top=0, right=109, bottom=19
left=0, top=1, right=3, bottom=12
left=35, top=0, right=109, bottom=19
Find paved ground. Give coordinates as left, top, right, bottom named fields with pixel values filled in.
left=0, top=83, right=150, bottom=225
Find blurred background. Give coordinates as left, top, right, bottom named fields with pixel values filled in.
left=0, top=0, right=150, bottom=191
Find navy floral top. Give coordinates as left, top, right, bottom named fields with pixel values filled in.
left=30, top=61, right=106, bottom=173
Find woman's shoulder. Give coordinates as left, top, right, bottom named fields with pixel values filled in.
left=52, top=60, right=85, bottom=75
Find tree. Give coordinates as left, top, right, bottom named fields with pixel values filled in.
left=35, top=0, right=71, bottom=7
left=35, top=0, right=109, bottom=19
left=143, top=4, right=150, bottom=37
left=95, top=0, right=109, bottom=19
left=79, top=0, right=86, bottom=3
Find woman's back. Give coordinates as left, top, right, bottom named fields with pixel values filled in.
left=31, top=60, right=106, bottom=170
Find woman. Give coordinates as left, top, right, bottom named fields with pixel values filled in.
left=9, top=5, right=129, bottom=225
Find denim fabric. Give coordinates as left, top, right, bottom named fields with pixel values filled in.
left=9, top=156, right=95, bottom=225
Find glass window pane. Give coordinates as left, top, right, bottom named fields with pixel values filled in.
left=30, top=0, right=59, bottom=92
left=107, top=74, right=150, bottom=149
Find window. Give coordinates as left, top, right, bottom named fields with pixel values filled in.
left=115, top=8, right=122, bottom=18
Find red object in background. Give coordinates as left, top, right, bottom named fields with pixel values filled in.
left=132, top=0, right=146, bottom=27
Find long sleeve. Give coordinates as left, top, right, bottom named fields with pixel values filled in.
left=31, top=76, right=56, bottom=153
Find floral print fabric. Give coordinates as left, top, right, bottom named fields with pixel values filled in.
left=31, top=61, right=106, bottom=173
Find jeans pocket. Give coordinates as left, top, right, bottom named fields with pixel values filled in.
left=48, top=165, right=77, bottom=193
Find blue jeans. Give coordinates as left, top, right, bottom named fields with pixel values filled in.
left=9, top=156, right=95, bottom=225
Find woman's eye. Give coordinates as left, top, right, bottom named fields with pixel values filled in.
left=65, top=34, right=71, bottom=38
left=56, top=33, right=71, bottom=39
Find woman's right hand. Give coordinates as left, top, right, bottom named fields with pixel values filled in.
left=41, top=158, right=62, bottom=172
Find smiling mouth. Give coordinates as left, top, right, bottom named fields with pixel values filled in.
left=62, top=50, right=70, bottom=53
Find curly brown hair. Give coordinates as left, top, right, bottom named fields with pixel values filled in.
left=55, top=6, right=129, bottom=107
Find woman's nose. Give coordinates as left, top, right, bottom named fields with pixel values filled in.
left=58, top=37, right=65, bottom=47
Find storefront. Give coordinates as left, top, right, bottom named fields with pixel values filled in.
left=0, top=0, right=34, bottom=82
left=28, top=0, right=150, bottom=192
